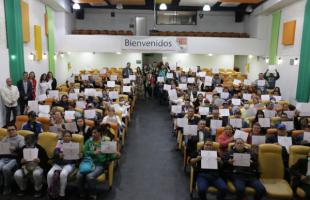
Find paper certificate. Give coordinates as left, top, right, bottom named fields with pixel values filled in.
left=123, top=78, right=130, bottom=84
left=234, top=130, right=249, bottom=142
left=252, top=135, right=266, bottom=145
left=129, top=75, right=136, bottom=81
left=107, top=81, right=116, bottom=88
left=204, top=76, right=213, bottom=86
left=81, top=75, right=89, bottom=81
left=28, top=100, right=39, bottom=113
left=23, top=148, right=39, bottom=161
left=64, top=123, right=78, bottom=132
left=168, top=90, right=178, bottom=101
left=199, top=107, right=210, bottom=116
left=101, top=141, right=117, bottom=154
left=39, top=105, right=50, bottom=114
left=243, top=79, right=251, bottom=86
left=282, top=121, right=294, bottom=131
left=219, top=109, right=230, bottom=117
left=166, top=73, right=173, bottom=79
left=233, top=153, right=251, bottom=167
left=187, top=77, right=195, bottom=84
left=123, top=86, right=131, bottom=93
left=157, top=77, right=164, bottom=82
left=263, top=110, right=276, bottom=118
left=179, top=84, right=188, bottom=90
left=64, top=111, right=75, bottom=120
left=198, top=72, right=206, bottom=77
left=190, top=66, right=197, bottom=73
left=100, top=69, right=107, bottom=75
left=183, top=125, right=198, bottom=136
left=84, top=89, right=96, bottom=96
left=110, top=75, right=118, bottom=81
left=284, top=111, right=295, bottom=119
left=109, top=91, right=119, bottom=99
left=171, top=105, right=182, bottom=114
left=220, top=92, right=229, bottom=99
left=48, top=90, right=59, bottom=100
left=278, top=136, right=292, bottom=152
left=303, top=132, right=310, bottom=142
left=232, top=98, right=241, bottom=106
left=0, top=142, right=11, bottom=155
left=259, top=118, right=270, bottom=128
left=257, top=80, right=266, bottom=87
left=76, top=101, right=86, bottom=109
left=233, top=79, right=241, bottom=85
left=261, top=95, right=270, bottom=101
left=243, top=93, right=252, bottom=101
left=176, top=118, right=188, bottom=128
left=274, top=96, right=282, bottom=102
left=63, top=143, right=80, bottom=160
left=215, top=87, right=223, bottom=94
left=229, top=118, right=242, bottom=128
left=84, top=110, right=96, bottom=119
left=201, top=150, right=218, bottom=169
left=38, top=94, right=47, bottom=101
left=68, top=93, right=78, bottom=100
left=210, top=120, right=222, bottom=129
left=164, top=84, right=171, bottom=91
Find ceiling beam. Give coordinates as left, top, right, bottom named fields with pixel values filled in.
left=219, top=0, right=263, bottom=4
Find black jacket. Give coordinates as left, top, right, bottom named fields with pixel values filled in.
left=290, top=158, right=309, bottom=190
left=17, top=79, right=32, bottom=100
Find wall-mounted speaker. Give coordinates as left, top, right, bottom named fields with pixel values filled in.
left=111, top=12, right=115, bottom=17
left=235, top=11, right=244, bottom=23
left=76, top=9, right=84, bottom=20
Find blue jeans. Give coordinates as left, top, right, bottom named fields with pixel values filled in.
left=0, top=158, right=17, bottom=188
left=197, top=173, right=227, bottom=200
left=233, top=178, right=266, bottom=200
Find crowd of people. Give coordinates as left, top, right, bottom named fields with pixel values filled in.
left=148, top=63, right=309, bottom=200
left=0, top=66, right=137, bottom=199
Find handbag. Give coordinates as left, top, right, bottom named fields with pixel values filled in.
left=79, top=157, right=95, bottom=174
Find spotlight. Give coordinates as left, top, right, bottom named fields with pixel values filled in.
left=159, top=3, right=167, bottom=10
left=73, top=3, right=80, bottom=10
left=203, top=4, right=211, bottom=12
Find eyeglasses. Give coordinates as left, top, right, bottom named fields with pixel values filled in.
left=8, top=129, right=16, bottom=131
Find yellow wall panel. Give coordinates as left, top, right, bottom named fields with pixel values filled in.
left=34, top=25, right=42, bottom=61
left=282, top=20, right=296, bottom=45
left=21, top=0, right=30, bottom=43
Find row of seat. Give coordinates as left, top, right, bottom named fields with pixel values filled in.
left=72, top=29, right=134, bottom=35
left=150, top=31, right=250, bottom=38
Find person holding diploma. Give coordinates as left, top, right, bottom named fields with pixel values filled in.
left=47, top=131, right=81, bottom=199
left=76, top=126, right=121, bottom=200
left=0, top=124, right=25, bottom=195
left=289, top=150, right=310, bottom=198
left=14, top=134, right=49, bottom=197
left=190, top=139, right=227, bottom=200
left=22, top=111, right=43, bottom=138
left=75, top=117, right=92, bottom=143
left=55, top=94, right=70, bottom=110
left=224, top=138, right=266, bottom=200
left=217, top=125, right=235, bottom=156
left=50, top=111, right=66, bottom=139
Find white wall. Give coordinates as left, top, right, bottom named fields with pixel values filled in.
left=23, top=0, right=49, bottom=86
left=163, top=54, right=234, bottom=69
left=75, top=9, right=245, bottom=34
left=0, top=0, right=11, bottom=126
left=55, top=52, right=142, bottom=83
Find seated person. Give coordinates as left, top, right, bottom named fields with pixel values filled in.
left=55, top=94, right=70, bottom=110
left=190, top=139, right=227, bottom=200
left=14, top=134, right=49, bottom=197
left=0, top=123, right=25, bottom=195
left=47, top=131, right=81, bottom=199
left=290, top=150, right=310, bottom=199
left=75, top=117, right=92, bottom=142
left=76, top=126, right=121, bottom=200
left=102, top=106, right=124, bottom=136
left=224, top=138, right=266, bottom=200
left=217, top=125, right=234, bottom=157
left=22, top=111, right=43, bottom=138
left=206, top=108, right=228, bottom=139
left=49, top=111, right=66, bottom=139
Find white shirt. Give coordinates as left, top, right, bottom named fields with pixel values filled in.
left=0, top=85, right=20, bottom=107
left=39, top=81, right=50, bottom=95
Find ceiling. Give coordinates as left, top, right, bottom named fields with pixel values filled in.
left=71, top=0, right=267, bottom=12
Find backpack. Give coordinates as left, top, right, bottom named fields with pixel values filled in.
left=48, top=170, right=61, bottom=200
left=79, top=157, right=95, bottom=174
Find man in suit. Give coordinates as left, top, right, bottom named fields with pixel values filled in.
left=122, top=62, right=133, bottom=78
left=17, top=72, right=32, bottom=114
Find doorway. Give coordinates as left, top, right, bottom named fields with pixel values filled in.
left=142, top=53, right=163, bottom=67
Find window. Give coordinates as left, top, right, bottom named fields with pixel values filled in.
left=156, top=11, right=197, bottom=25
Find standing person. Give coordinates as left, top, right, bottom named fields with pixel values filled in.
left=47, top=71, right=57, bottom=90
left=0, top=123, right=25, bottom=195
left=29, top=71, right=37, bottom=100
left=136, top=67, right=145, bottom=99
left=17, top=72, right=32, bottom=114
left=264, top=69, right=280, bottom=90
left=254, top=73, right=269, bottom=93
left=122, top=62, right=133, bottom=78
left=0, top=78, right=20, bottom=125
left=39, top=73, right=50, bottom=95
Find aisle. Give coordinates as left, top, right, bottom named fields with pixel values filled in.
left=105, top=99, right=189, bottom=200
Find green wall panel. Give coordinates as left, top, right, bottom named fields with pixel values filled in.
left=268, top=11, right=281, bottom=65
left=46, top=6, right=55, bottom=74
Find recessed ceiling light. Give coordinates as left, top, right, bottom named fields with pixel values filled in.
left=159, top=3, right=167, bottom=10
left=73, top=3, right=80, bottom=10
left=203, top=4, right=211, bottom=12
left=116, top=3, right=123, bottom=9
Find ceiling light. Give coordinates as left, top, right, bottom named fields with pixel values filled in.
left=248, top=54, right=253, bottom=59
left=73, top=3, right=80, bottom=10
left=208, top=53, right=213, bottom=56
left=116, top=3, right=123, bottom=9
left=265, top=57, right=269, bottom=64
left=203, top=4, right=211, bottom=12
left=43, top=52, right=47, bottom=60
left=116, top=52, right=121, bottom=55
left=67, top=51, right=71, bottom=55
left=277, top=57, right=283, bottom=65
left=159, top=3, right=167, bottom=10
left=245, top=5, right=253, bottom=13
left=294, top=58, right=299, bottom=65
left=60, top=52, right=65, bottom=58
left=28, top=53, right=35, bottom=60
left=10, top=55, right=16, bottom=60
